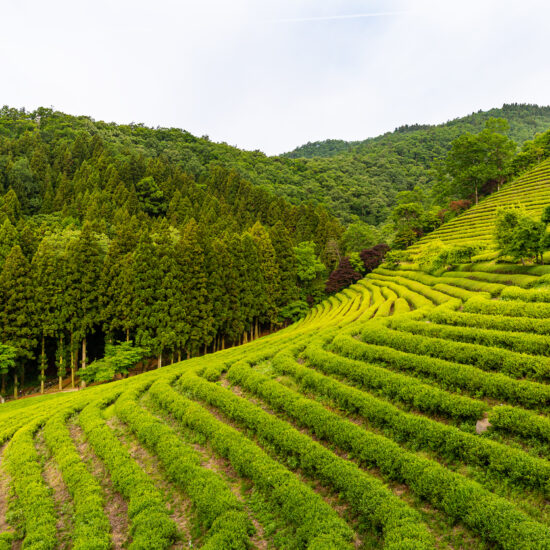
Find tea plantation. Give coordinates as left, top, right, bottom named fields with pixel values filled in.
left=2, top=164, right=550, bottom=549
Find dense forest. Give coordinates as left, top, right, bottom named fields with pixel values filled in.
left=283, top=104, right=550, bottom=222
left=0, top=107, right=346, bottom=395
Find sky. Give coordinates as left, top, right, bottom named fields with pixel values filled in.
left=2, top=0, right=550, bottom=155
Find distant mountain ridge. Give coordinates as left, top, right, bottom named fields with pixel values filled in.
left=283, top=104, right=550, bottom=159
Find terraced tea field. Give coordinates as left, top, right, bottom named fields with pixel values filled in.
left=2, top=168, right=550, bottom=549
left=409, top=157, right=550, bottom=253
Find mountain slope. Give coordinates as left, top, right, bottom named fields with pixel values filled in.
left=3, top=103, right=550, bottom=226
left=2, top=172, right=550, bottom=548
left=409, top=156, right=550, bottom=252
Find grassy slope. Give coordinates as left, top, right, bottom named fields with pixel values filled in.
left=2, top=177, right=550, bottom=548
left=409, top=157, right=550, bottom=253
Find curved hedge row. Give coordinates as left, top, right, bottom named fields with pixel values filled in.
left=501, top=286, right=550, bottom=302
left=464, top=296, right=550, bottom=318
left=360, top=323, right=550, bottom=382
left=304, top=341, right=487, bottom=421
left=273, top=351, right=550, bottom=496
left=489, top=405, right=550, bottom=446
left=178, top=366, right=435, bottom=550
left=332, top=333, right=550, bottom=409
left=114, top=378, right=253, bottom=549
left=227, top=362, right=550, bottom=550
left=78, top=393, right=177, bottom=549
left=4, top=417, right=58, bottom=549
left=149, top=379, right=355, bottom=549
left=43, top=407, right=111, bottom=550
left=426, top=308, right=550, bottom=335
left=389, top=318, right=550, bottom=356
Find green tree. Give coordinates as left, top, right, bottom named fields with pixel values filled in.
left=0, top=343, right=17, bottom=397
left=66, top=224, right=104, bottom=386
left=0, top=219, right=19, bottom=271
left=445, top=118, right=516, bottom=203
left=250, top=222, right=281, bottom=331
left=177, top=219, right=212, bottom=356
left=494, top=207, right=545, bottom=264
left=132, top=232, right=163, bottom=365
left=135, top=176, right=167, bottom=216
left=0, top=246, right=37, bottom=397
left=341, top=219, right=381, bottom=254
left=293, top=241, right=326, bottom=303
left=269, top=222, right=299, bottom=306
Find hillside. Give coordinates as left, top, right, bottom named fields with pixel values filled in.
left=285, top=103, right=550, bottom=159
left=2, top=171, right=550, bottom=549
left=2, top=104, right=550, bottom=226
left=409, top=156, right=550, bottom=253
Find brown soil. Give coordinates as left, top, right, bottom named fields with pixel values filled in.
left=105, top=416, right=192, bottom=548
left=35, top=431, right=73, bottom=549
left=475, top=413, right=492, bottom=434
left=68, top=421, right=129, bottom=549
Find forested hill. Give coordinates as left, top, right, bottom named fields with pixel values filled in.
left=3, top=104, right=550, bottom=229
left=285, top=104, right=550, bottom=159
left=282, top=104, right=550, bottom=222
left=0, top=106, right=345, bottom=394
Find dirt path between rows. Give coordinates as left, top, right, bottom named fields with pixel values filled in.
left=106, top=415, right=193, bottom=549
left=68, top=421, right=129, bottom=549
left=35, top=431, right=73, bottom=549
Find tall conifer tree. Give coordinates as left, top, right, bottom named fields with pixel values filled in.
left=0, top=245, right=37, bottom=397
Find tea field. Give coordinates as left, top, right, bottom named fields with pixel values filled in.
left=2, top=166, right=550, bottom=549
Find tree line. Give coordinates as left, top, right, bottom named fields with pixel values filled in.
left=0, top=110, right=347, bottom=396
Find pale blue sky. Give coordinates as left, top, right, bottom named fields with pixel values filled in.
left=2, top=0, right=550, bottom=154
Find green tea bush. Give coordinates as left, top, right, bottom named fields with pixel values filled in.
left=178, top=367, right=435, bottom=550
left=332, top=333, right=550, bottom=409
left=149, top=379, right=354, bottom=549
left=227, top=362, right=550, bottom=550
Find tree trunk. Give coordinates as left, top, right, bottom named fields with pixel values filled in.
left=187, top=350, right=190, bottom=360
left=204, top=344, right=207, bottom=355
left=1, top=373, right=5, bottom=396
left=178, top=350, right=181, bottom=362
left=40, top=335, right=45, bottom=394
left=80, top=337, right=87, bottom=388
left=221, top=335, right=225, bottom=350
left=71, top=333, right=76, bottom=389
left=158, top=353, right=162, bottom=369
left=13, top=373, right=18, bottom=400
left=126, top=328, right=130, bottom=342
left=475, top=184, right=478, bottom=205
left=243, top=331, right=248, bottom=344
left=171, top=352, right=174, bottom=364
left=59, top=334, right=64, bottom=390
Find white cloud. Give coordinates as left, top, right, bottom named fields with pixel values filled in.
left=1, top=0, right=549, bottom=154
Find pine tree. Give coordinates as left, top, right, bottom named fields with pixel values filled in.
left=250, top=222, right=281, bottom=331
left=177, top=219, right=212, bottom=357
left=154, top=222, right=185, bottom=365
left=101, top=217, right=140, bottom=341
left=66, top=223, right=104, bottom=386
left=239, top=232, right=265, bottom=341
left=269, top=221, right=299, bottom=306
left=0, top=246, right=37, bottom=397
left=132, top=232, right=163, bottom=365
left=0, top=218, right=19, bottom=271
left=0, top=188, right=22, bottom=223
